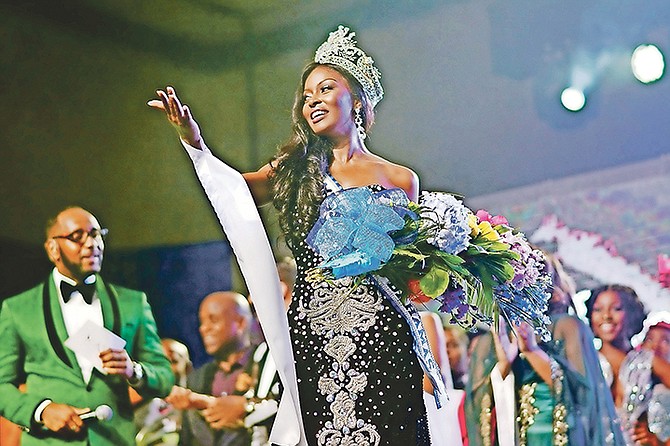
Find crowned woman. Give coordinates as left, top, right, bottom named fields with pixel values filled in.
left=150, top=26, right=448, bottom=446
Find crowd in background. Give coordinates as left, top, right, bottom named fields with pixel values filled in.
left=1, top=239, right=668, bottom=445
left=123, top=255, right=670, bottom=445
left=156, top=253, right=668, bottom=446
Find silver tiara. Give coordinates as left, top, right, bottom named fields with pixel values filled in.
left=314, top=25, right=384, bottom=108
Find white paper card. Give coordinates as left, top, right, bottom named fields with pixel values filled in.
left=64, top=320, right=126, bottom=374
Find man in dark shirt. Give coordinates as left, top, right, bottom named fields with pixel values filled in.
left=167, top=291, right=278, bottom=446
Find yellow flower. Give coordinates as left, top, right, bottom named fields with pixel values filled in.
left=468, top=214, right=480, bottom=236
left=478, top=221, right=500, bottom=241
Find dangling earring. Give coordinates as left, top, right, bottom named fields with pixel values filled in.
left=354, top=107, right=367, bottom=141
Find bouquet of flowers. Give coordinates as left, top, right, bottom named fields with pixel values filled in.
left=306, top=187, right=551, bottom=338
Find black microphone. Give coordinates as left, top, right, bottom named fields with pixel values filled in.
left=80, top=405, right=113, bottom=422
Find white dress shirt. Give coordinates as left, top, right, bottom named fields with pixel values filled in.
left=52, top=268, right=104, bottom=384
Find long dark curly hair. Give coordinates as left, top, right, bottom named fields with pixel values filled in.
left=585, top=284, right=647, bottom=351
left=269, top=62, right=375, bottom=251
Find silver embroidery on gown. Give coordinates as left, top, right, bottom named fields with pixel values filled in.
left=297, top=277, right=384, bottom=445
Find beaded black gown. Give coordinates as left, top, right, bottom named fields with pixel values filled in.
left=286, top=182, right=431, bottom=446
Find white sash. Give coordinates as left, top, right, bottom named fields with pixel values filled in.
left=182, top=141, right=306, bottom=446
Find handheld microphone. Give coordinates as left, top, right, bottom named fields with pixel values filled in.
left=80, top=405, right=114, bottom=422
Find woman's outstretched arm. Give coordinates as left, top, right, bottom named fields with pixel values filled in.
left=148, top=86, right=272, bottom=205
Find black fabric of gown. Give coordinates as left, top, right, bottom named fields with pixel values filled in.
left=287, top=183, right=430, bottom=446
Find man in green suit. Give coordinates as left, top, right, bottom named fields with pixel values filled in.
left=0, top=206, right=174, bottom=445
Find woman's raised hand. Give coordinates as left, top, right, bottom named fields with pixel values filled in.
left=148, top=86, right=203, bottom=148
left=492, top=318, right=519, bottom=377
left=511, top=321, right=540, bottom=353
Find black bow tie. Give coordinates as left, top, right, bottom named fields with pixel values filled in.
left=60, top=281, right=96, bottom=304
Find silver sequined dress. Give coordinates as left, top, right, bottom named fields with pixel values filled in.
left=287, top=183, right=430, bottom=446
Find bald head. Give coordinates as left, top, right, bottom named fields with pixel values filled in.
left=201, top=291, right=252, bottom=318
left=44, top=206, right=105, bottom=282
left=198, top=291, right=252, bottom=359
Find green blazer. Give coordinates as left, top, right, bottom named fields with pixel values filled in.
left=0, top=273, right=175, bottom=445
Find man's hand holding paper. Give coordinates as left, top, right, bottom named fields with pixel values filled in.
left=64, top=320, right=127, bottom=375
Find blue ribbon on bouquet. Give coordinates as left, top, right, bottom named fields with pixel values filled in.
left=306, top=187, right=414, bottom=278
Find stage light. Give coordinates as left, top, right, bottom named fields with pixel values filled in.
left=560, top=87, right=586, bottom=112
left=631, top=44, right=665, bottom=84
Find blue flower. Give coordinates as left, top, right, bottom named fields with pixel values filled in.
left=418, top=192, right=471, bottom=255
left=307, top=187, right=408, bottom=278
left=438, top=287, right=470, bottom=318
left=495, top=282, right=551, bottom=341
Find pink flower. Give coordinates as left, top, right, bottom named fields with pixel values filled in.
left=490, top=215, right=509, bottom=226
left=475, top=209, right=508, bottom=227
left=475, top=209, right=491, bottom=222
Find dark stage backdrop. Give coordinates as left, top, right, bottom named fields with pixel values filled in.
left=0, top=238, right=232, bottom=368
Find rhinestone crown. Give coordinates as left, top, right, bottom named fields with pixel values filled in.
left=314, top=25, right=384, bottom=108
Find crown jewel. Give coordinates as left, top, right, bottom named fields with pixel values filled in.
left=314, top=25, right=384, bottom=108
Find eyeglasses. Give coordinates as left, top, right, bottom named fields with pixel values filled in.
left=52, top=228, right=109, bottom=245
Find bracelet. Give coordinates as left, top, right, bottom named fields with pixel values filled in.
left=128, top=361, right=144, bottom=386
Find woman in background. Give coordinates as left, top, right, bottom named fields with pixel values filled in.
left=421, top=312, right=466, bottom=446
left=443, top=324, right=470, bottom=390
left=466, top=254, right=625, bottom=445
left=585, top=284, right=646, bottom=399
left=617, top=318, right=670, bottom=445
